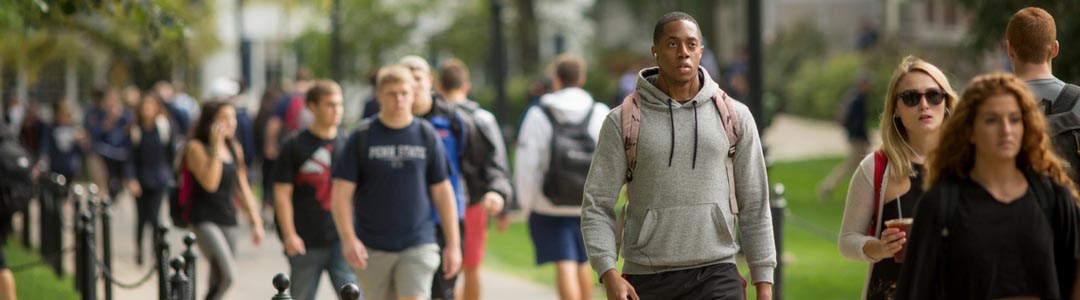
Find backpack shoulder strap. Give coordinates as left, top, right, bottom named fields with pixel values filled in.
left=538, top=105, right=560, bottom=128
left=712, top=89, right=743, bottom=214
left=868, top=150, right=887, bottom=236
left=711, top=90, right=742, bottom=152
left=1050, top=84, right=1080, bottom=115
left=447, top=106, right=469, bottom=155
left=621, top=92, right=641, bottom=182
left=938, top=180, right=961, bottom=238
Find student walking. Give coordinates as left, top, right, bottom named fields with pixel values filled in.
left=85, top=87, right=132, bottom=199
left=40, top=101, right=88, bottom=181
left=330, top=65, right=461, bottom=300
left=400, top=55, right=482, bottom=300
left=896, top=73, right=1080, bottom=300
left=125, top=92, right=180, bottom=266
left=272, top=80, right=358, bottom=300
left=1005, top=7, right=1080, bottom=185
left=580, top=12, right=775, bottom=300
left=435, top=58, right=514, bottom=300
left=820, top=74, right=874, bottom=200
left=837, top=56, right=957, bottom=299
left=516, top=54, right=607, bottom=300
left=185, top=101, right=265, bottom=300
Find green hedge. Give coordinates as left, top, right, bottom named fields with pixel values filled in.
left=783, top=51, right=900, bottom=128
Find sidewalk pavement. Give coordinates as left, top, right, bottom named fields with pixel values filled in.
left=763, top=114, right=881, bottom=162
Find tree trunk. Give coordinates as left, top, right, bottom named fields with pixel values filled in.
left=514, top=0, right=540, bottom=75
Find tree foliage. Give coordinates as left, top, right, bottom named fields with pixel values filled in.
left=0, top=0, right=218, bottom=85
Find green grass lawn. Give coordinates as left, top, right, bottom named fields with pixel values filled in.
left=487, top=157, right=868, bottom=299
left=4, top=239, right=79, bottom=300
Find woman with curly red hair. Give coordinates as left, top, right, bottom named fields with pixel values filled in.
left=896, top=73, right=1080, bottom=300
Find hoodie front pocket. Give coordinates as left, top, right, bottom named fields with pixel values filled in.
left=629, top=203, right=736, bottom=266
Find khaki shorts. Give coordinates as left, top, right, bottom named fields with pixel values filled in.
left=355, top=243, right=440, bottom=300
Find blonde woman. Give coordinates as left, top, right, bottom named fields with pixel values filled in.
left=838, top=56, right=958, bottom=300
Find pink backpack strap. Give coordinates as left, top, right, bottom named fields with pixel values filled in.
left=621, top=92, right=642, bottom=182
left=711, top=90, right=742, bottom=214
left=616, top=92, right=641, bottom=256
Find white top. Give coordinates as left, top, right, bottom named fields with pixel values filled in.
left=514, top=87, right=609, bottom=216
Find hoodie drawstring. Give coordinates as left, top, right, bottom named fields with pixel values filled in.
left=667, top=99, right=701, bottom=169
left=692, top=100, right=699, bottom=169
left=667, top=99, right=675, bottom=167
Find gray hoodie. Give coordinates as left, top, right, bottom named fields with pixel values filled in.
left=580, top=67, right=776, bottom=284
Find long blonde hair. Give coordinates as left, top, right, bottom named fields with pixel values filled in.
left=879, top=56, right=958, bottom=179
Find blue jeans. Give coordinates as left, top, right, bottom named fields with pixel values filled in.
left=287, top=241, right=361, bottom=300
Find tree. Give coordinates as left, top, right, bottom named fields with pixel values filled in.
left=951, top=0, right=1080, bottom=82
left=512, top=0, right=540, bottom=75
left=0, top=0, right=218, bottom=87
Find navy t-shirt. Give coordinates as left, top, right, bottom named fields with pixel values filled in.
left=332, top=118, right=449, bottom=252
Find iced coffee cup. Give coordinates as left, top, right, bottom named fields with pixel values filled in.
left=884, top=218, right=913, bottom=263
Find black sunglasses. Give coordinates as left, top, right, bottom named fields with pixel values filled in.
left=897, top=89, right=946, bottom=107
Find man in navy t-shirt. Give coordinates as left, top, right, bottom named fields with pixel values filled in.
left=331, top=65, right=462, bottom=300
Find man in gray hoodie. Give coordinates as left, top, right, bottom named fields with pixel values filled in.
left=580, top=11, right=775, bottom=300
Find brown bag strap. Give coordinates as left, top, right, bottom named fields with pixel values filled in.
left=711, top=90, right=741, bottom=214
left=621, top=92, right=641, bottom=182
left=620, top=89, right=743, bottom=214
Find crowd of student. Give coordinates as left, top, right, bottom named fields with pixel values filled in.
left=1, top=7, right=1079, bottom=300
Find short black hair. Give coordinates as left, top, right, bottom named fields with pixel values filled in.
left=653, top=11, right=700, bottom=44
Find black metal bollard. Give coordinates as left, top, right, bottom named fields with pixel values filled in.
left=37, top=172, right=50, bottom=257
left=79, top=212, right=97, bottom=300
left=100, top=196, right=114, bottom=300
left=182, top=233, right=197, bottom=300
left=38, top=174, right=52, bottom=265
left=271, top=273, right=292, bottom=300
left=44, top=173, right=66, bottom=277
left=338, top=283, right=361, bottom=300
left=771, top=183, right=787, bottom=300
left=51, top=174, right=66, bottom=276
left=157, top=225, right=171, bottom=300
left=168, top=257, right=190, bottom=300
left=72, top=184, right=85, bottom=292
left=21, top=167, right=39, bottom=249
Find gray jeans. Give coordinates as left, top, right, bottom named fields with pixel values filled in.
left=194, top=222, right=238, bottom=300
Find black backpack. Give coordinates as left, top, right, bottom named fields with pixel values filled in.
left=1043, top=84, right=1080, bottom=184
left=540, top=104, right=596, bottom=207
left=0, top=133, right=33, bottom=216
